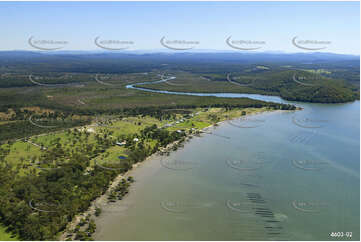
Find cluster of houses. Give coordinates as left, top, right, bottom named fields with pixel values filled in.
left=114, top=112, right=203, bottom=147
left=116, top=138, right=139, bottom=147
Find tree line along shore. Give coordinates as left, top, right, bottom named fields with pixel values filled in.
left=0, top=101, right=295, bottom=240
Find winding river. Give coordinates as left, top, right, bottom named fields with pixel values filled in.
left=126, top=75, right=288, bottom=104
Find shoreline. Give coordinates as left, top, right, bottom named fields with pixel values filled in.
left=59, top=107, right=292, bottom=240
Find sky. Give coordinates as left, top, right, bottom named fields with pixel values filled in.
left=0, top=1, right=359, bottom=55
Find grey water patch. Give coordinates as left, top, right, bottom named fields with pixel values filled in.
left=291, top=160, right=329, bottom=171
left=292, top=36, right=331, bottom=51
left=288, top=130, right=317, bottom=145
left=226, top=36, right=265, bottom=51
left=28, top=36, right=68, bottom=51
left=28, top=199, right=61, bottom=213
left=292, top=200, right=327, bottom=213
left=160, top=157, right=199, bottom=171
left=223, top=220, right=276, bottom=241
left=239, top=174, right=263, bottom=188
left=239, top=181, right=261, bottom=188
left=254, top=151, right=272, bottom=163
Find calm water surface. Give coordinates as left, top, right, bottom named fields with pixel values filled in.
left=95, top=86, right=360, bottom=240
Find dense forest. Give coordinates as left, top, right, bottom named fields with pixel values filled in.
left=0, top=51, right=358, bottom=103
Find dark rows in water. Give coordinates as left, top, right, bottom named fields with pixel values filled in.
left=246, top=193, right=285, bottom=237
left=202, top=131, right=231, bottom=139
left=240, top=182, right=260, bottom=187
left=227, top=120, right=265, bottom=129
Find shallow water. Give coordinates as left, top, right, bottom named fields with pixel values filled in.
left=94, top=89, right=360, bottom=240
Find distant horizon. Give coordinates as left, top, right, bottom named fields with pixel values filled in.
left=1, top=49, right=359, bottom=57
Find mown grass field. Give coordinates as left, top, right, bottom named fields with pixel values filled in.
left=1, top=106, right=270, bottom=176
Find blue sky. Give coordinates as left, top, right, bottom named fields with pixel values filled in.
left=0, top=1, right=359, bottom=54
